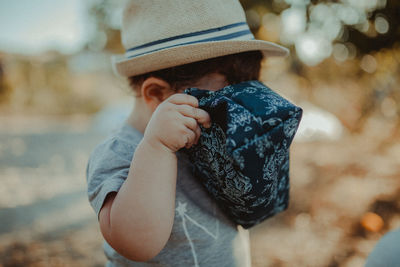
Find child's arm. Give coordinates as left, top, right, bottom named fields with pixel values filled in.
left=98, top=94, right=210, bottom=261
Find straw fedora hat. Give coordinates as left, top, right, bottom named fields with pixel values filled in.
left=112, top=0, right=289, bottom=77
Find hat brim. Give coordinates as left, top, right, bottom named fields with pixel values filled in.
left=112, top=40, right=289, bottom=77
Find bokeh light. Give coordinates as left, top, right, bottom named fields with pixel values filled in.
left=360, top=54, right=378, bottom=73
left=375, top=15, right=390, bottom=34
left=280, top=6, right=307, bottom=44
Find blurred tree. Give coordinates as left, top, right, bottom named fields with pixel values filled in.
left=240, top=0, right=400, bottom=64
left=348, top=0, right=400, bottom=54
left=87, top=0, right=124, bottom=53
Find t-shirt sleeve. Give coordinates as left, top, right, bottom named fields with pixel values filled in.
left=86, top=137, right=136, bottom=217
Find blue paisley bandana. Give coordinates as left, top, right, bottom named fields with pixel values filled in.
left=184, top=80, right=303, bottom=229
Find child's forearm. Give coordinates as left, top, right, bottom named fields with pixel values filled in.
left=99, top=138, right=178, bottom=261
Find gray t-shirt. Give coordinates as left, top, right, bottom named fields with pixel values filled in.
left=86, top=123, right=251, bottom=267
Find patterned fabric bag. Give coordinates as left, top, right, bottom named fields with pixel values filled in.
left=184, top=80, right=303, bottom=228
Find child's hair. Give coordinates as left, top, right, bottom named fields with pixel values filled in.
left=128, top=50, right=263, bottom=94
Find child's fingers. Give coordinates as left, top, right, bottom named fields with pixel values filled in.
left=183, top=117, right=201, bottom=145
left=167, top=93, right=198, bottom=107
left=194, top=125, right=201, bottom=144
left=177, top=105, right=211, bottom=128
left=184, top=127, right=197, bottom=149
left=183, top=117, right=198, bottom=132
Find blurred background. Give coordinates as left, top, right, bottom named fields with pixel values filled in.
left=0, top=0, right=399, bottom=266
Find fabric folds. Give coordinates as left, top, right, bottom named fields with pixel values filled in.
left=184, top=80, right=302, bottom=228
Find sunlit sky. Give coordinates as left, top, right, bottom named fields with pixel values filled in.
left=0, top=0, right=92, bottom=55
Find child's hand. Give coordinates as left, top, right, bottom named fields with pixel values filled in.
left=143, top=94, right=211, bottom=153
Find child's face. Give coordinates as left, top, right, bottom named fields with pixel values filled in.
left=139, top=72, right=229, bottom=115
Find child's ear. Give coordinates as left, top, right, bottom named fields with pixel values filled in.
left=141, top=77, right=174, bottom=111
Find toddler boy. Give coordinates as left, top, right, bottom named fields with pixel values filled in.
left=86, top=0, right=289, bottom=266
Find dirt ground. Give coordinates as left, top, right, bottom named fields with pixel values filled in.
left=0, top=114, right=399, bottom=267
